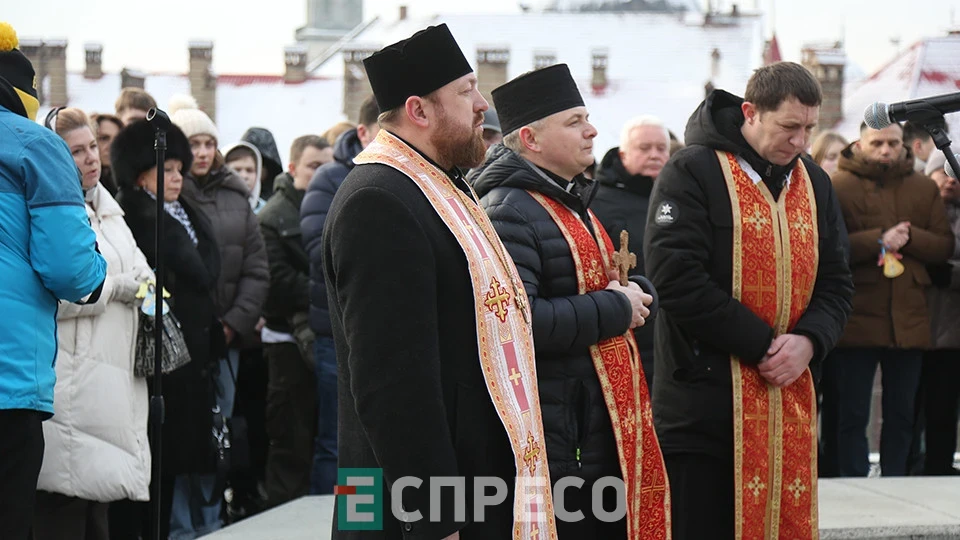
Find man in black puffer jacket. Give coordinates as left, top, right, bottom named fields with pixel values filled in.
left=644, top=63, right=853, bottom=539
left=298, top=95, right=379, bottom=495
left=472, top=64, right=665, bottom=540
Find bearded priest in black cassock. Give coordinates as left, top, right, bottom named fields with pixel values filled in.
left=323, top=24, right=559, bottom=540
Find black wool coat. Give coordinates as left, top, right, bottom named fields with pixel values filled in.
left=118, top=187, right=224, bottom=474
left=324, top=147, right=521, bottom=540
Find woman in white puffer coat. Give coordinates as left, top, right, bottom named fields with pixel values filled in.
left=32, top=107, right=153, bottom=539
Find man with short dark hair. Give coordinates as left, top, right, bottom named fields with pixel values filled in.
left=258, top=134, right=332, bottom=507
left=903, top=119, right=942, bottom=173
left=822, top=121, right=952, bottom=478
left=300, top=95, right=379, bottom=495
left=323, top=25, right=557, bottom=539
left=472, top=64, right=668, bottom=539
left=645, top=61, right=854, bottom=538
left=114, top=87, right=157, bottom=125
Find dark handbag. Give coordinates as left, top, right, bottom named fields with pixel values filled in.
left=134, top=309, right=192, bottom=378
left=198, top=356, right=250, bottom=506
left=222, top=357, right=250, bottom=470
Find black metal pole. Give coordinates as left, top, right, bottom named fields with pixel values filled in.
left=146, top=107, right=170, bottom=540
left=921, top=120, right=960, bottom=182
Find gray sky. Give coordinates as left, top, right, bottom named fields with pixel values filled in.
left=5, top=0, right=959, bottom=78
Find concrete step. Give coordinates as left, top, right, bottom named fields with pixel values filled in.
left=203, top=478, right=960, bottom=539
left=819, top=478, right=960, bottom=539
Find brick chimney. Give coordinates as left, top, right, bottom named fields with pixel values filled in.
left=801, top=42, right=845, bottom=131
left=342, top=45, right=378, bottom=123
left=476, top=46, right=509, bottom=106
left=284, top=45, right=308, bottom=84
left=120, top=68, right=146, bottom=89
left=84, top=43, right=103, bottom=80
left=45, top=40, right=68, bottom=107
left=591, top=48, right=609, bottom=96
left=18, top=39, right=44, bottom=104
left=399, top=5, right=408, bottom=20
left=188, top=41, right=217, bottom=121
left=710, top=47, right=721, bottom=80
left=534, top=49, right=557, bottom=70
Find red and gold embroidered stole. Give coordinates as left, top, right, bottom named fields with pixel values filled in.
left=716, top=151, right=819, bottom=540
left=353, top=131, right=558, bottom=540
left=527, top=191, right=671, bottom=540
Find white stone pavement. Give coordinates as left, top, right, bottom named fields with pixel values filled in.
left=203, top=478, right=960, bottom=540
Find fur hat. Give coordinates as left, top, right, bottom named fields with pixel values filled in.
left=110, top=119, right=193, bottom=190
left=169, top=94, right=219, bottom=141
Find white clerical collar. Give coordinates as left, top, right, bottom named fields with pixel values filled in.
left=736, top=155, right=791, bottom=188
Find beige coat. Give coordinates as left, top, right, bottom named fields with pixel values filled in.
left=38, top=184, right=153, bottom=502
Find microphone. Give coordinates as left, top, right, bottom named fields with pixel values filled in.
left=146, top=107, right=171, bottom=131
left=863, top=91, right=960, bottom=129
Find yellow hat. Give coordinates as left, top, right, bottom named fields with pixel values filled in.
left=0, top=22, right=40, bottom=121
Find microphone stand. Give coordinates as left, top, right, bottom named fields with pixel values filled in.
left=913, top=111, right=960, bottom=179
left=145, top=107, right=170, bottom=540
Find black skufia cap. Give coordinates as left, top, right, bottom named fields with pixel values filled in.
left=492, top=64, right=585, bottom=136
left=363, top=24, right=473, bottom=113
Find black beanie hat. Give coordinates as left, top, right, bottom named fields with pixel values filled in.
left=110, top=120, right=193, bottom=190
left=0, top=22, right=39, bottom=120
left=492, top=64, right=585, bottom=136
left=363, top=24, right=473, bottom=113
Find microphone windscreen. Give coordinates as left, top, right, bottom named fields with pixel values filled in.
left=146, top=108, right=172, bottom=131
left=863, top=102, right=891, bottom=130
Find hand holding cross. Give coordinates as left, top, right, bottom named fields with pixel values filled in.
left=611, top=230, right=636, bottom=286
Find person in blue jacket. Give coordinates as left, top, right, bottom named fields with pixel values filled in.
left=0, top=22, right=107, bottom=540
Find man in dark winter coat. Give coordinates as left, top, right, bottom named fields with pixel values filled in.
left=259, top=134, right=333, bottom=507
left=323, top=24, right=558, bottom=540
left=644, top=62, right=853, bottom=539
left=472, top=64, right=667, bottom=540
left=591, top=114, right=671, bottom=390
left=299, top=94, right=379, bottom=496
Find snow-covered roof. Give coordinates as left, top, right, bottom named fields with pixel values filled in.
left=36, top=9, right=765, bottom=163
left=326, top=11, right=765, bottom=151
left=835, top=35, right=960, bottom=141
left=811, top=50, right=845, bottom=66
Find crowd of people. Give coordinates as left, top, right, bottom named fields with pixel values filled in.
left=1, top=17, right=959, bottom=540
